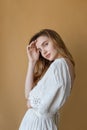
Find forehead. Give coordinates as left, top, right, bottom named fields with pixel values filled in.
left=36, top=35, right=49, bottom=48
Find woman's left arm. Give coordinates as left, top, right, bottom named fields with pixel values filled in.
left=37, top=59, right=72, bottom=113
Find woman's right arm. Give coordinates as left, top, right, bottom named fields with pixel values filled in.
left=25, top=62, right=35, bottom=99
left=25, top=40, right=39, bottom=100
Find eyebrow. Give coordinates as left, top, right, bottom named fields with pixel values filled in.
left=37, top=40, right=48, bottom=49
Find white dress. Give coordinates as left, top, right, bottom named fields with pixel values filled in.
left=19, top=58, right=73, bottom=130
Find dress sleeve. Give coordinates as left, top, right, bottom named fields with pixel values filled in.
left=37, top=59, right=72, bottom=114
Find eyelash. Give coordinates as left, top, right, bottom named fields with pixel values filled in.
left=44, top=43, right=48, bottom=46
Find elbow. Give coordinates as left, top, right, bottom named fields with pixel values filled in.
left=25, top=93, right=29, bottom=100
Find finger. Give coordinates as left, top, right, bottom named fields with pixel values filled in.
left=27, top=45, right=31, bottom=51
left=30, top=40, right=37, bottom=47
left=27, top=40, right=37, bottom=52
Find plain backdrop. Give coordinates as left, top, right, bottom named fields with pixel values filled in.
left=0, top=0, right=87, bottom=130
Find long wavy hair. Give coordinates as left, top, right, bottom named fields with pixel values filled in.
left=29, top=29, right=75, bottom=85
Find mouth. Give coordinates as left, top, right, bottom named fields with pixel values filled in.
left=45, top=53, right=51, bottom=59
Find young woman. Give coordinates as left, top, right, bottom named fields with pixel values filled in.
left=19, top=29, right=75, bottom=130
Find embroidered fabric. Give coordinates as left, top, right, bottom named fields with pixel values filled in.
left=29, top=94, right=41, bottom=108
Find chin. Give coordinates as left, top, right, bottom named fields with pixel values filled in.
left=47, top=57, right=54, bottom=61
left=45, top=55, right=55, bottom=61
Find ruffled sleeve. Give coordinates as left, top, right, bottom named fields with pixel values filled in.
left=29, top=58, right=72, bottom=114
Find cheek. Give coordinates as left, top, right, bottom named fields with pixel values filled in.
left=52, top=47, right=58, bottom=55
left=50, top=46, right=56, bottom=51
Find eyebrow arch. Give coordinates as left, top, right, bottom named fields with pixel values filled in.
left=37, top=40, right=48, bottom=49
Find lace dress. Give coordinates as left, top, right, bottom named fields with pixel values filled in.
left=19, top=58, right=72, bottom=130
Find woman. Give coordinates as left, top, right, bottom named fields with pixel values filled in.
left=19, top=29, right=75, bottom=130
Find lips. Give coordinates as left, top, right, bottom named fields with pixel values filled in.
left=45, top=53, right=50, bottom=59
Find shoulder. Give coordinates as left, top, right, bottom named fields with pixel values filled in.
left=45, top=57, right=71, bottom=81
left=50, top=58, right=75, bottom=88
left=50, top=58, right=69, bottom=70
left=39, top=58, right=71, bottom=83
left=49, top=58, right=72, bottom=83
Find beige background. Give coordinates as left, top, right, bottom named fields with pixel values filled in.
left=0, top=0, right=87, bottom=130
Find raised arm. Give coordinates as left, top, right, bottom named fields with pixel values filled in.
left=25, top=40, right=39, bottom=101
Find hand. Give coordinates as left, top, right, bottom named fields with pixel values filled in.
left=27, top=100, right=32, bottom=109
left=27, top=40, right=40, bottom=64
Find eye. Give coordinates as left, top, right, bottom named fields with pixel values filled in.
left=44, top=42, right=48, bottom=46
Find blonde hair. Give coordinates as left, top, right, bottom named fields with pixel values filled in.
left=29, top=29, right=75, bottom=85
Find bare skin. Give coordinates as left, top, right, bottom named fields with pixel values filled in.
left=25, top=40, right=40, bottom=108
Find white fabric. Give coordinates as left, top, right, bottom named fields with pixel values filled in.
left=19, top=58, right=72, bottom=130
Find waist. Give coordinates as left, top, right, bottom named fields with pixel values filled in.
left=29, top=108, right=59, bottom=120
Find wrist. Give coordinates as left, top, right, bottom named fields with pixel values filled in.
left=28, top=61, right=36, bottom=69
